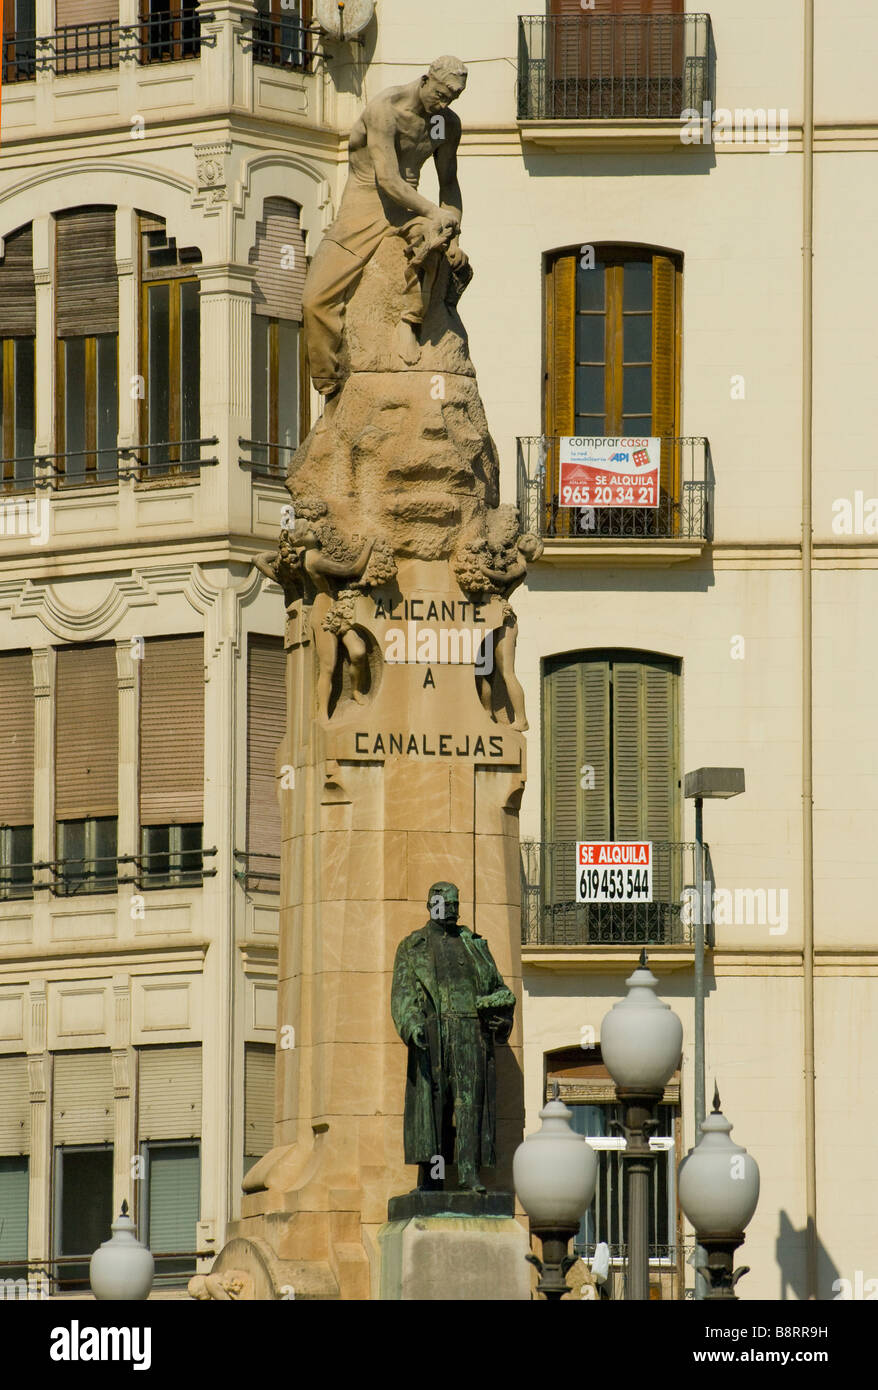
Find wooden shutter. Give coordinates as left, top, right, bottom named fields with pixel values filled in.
left=652, top=252, right=679, bottom=498
left=247, top=636, right=285, bottom=872
left=0, top=1157, right=29, bottom=1260
left=55, top=644, right=118, bottom=821
left=56, top=1, right=119, bottom=23
left=138, top=1046, right=202, bottom=1140
left=0, top=651, right=34, bottom=825
left=611, top=657, right=678, bottom=842
left=53, top=1051, right=114, bottom=1144
left=543, top=658, right=611, bottom=903
left=545, top=252, right=576, bottom=438
left=0, top=225, right=36, bottom=337
left=0, top=1055, right=30, bottom=1154
left=140, top=636, right=204, bottom=825
left=244, top=1043, right=274, bottom=1156
left=249, top=198, right=306, bottom=322
left=55, top=207, right=118, bottom=338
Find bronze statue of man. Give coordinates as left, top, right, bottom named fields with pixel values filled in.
left=302, top=55, right=470, bottom=397
left=391, top=882, right=515, bottom=1193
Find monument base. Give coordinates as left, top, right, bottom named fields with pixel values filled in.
left=378, top=1216, right=531, bottom=1301
left=387, top=1189, right=515, bottom=1221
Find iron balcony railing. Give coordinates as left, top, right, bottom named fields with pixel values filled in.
left=521, top=839, right=703, bottom=947
left=4, top=848, right=218, bottom=897
left=136, top=7, right=212, bottom=65
left=238, top=436, right=297, bottom=480
left=53, top=21, right=120, bottom=74
left=0, top=1252, right=208, bottom=1296
left=518, top=13, right=712, bottom=122
left=249, top=14, right=319, bottom=71
left=517, top=435, right=712, bottom=543
left=1, top=442, right=218, bottom=495
left=234, top=849, right=281, bottom=893
left=1, top=31, right=37, bottom=83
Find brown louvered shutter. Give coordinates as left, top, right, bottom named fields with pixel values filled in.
left=0, top=225, right=36, bottom=337
left=249, top=198, right=306, bottom=322
left=140, top=636, right=204, bottom=825
left=543, top=657, right=611, bottom=905
left=246, top=635, right=285, bottom=876
left=55, top=207, right=118, bottom=337
left=652, top=252, right=679, bottom=499
left=546, top=252, right=576, bottom=438
left=56, top=1, right=119, bottom=22
left=611, top=656, right=678, bottom=857
left=0, top=651, right=34, bottom=826
left=55, top=645, right=118, bottom=820
left=0, top=1055, right=31, bottom=1154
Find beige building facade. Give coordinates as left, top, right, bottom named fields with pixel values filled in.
left=0, top=0, right=875, bottom=1298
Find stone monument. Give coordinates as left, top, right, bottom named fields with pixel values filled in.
left=202, top=55, right=540, bottom=1301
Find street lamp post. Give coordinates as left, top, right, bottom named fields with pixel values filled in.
left=678, top=1084, right=760, bottom=1300
left=600, top=952, right=683, bottom=1301
left=513, top=1085, right=598, bottom=1300
left=683, top=766, right=745, bottom=1299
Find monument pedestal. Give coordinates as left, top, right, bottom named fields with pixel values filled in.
left=379, top=1215, right=531, bottom=1301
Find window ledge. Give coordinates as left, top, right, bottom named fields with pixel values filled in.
left=523, top=944, right=696, bottom=974
left=518, top=118, right=694, bottom=152
left=533, top=538, right=707, bottom=567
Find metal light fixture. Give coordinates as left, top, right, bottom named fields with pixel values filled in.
left=89, top=1200, right=155, bottom=1301
left=600, top=951, right=683, bottom=1300
left=678, top=1084, right=760, bottom=1300
left=684, top=765, right=745, bottom=1297
left=513, top=1085, right=598, bottom=1300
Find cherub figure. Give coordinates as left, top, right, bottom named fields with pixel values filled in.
left=254, top=497, right=377, bottom=720
left=464, top=506, right=543, bottom=732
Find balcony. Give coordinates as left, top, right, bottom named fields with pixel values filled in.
left=517, top=435, right=712, bottom=565
left=521, top=839, right=700, bottom=949
left=250, top=13, right=317, bottom=72
left=1, top=31, right=36, bottom=83
left=52, top=21, right=120, bottom=74
left=517, top=12, right=713, bottom=151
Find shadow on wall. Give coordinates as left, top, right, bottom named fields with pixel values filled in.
left=777, top=1212, right=840, bottom=1301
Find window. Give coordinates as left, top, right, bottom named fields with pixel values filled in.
left=55, top=817, right=118, bottom=895
left=52, top=1050, right=114, bottom=1291
left=56, top=336, right=119, bottom=485
left=140, top=823, right=203, bottom=888
left=1, top=0, right=37, bottom=83
left=54, top=643, right=119, bottom=895
left=141, top=1142, right=200, bottom=1285
left=253, top=0, right=311, bottom=69
left=0, top=224, right=37, bottom=490
left=244, top=635, right=285, bottom=889
left=54, top=1146, right=114, bottom=1291
left=243, top=1043, right=275, bottom=1175
left=544, top=245, right=681, bottom=537
left=0, top=1054, right=31, bottom=1279
left=569, top=1103, right=677, bottom=1261
left=248, top=197, right=308, bottom=473
left=0, top=650, right=34, bottom=899
left=139, top=2, right=201, bottom=64
left=139, top=635, right=205, bottom=884
left=546, top=0, right=686, bottom=120
left=140, top=221, right=202, bottom=475
left=55, top=208, right=119, bottom=486
left=137, top=1046, right=201, bottom=1283
left=54, top=0, right=120, bottom=75
left=538, top=650, right=681, bottom=942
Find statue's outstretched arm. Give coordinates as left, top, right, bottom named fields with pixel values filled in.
left=311, top=538, right=375, bottom=580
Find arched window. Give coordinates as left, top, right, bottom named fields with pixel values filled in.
left=0, top=224, right=36, bottom=491
left=248, top=197, right=308, bottom=473
left=138, top=213, right=202, bottom=476
left=55, top=206, right=119, bottom=486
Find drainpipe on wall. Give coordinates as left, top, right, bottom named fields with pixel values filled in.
left=801, top=0, right=818, bottom=1302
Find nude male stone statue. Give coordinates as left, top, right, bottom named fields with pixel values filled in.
left=301, top=55, right=470, bottom=396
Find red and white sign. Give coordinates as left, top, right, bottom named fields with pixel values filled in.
left=559, top=437, right=661, bottom=508
left=575, top=842, right=653, bottom=903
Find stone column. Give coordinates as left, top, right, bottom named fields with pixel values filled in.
left=31, top=648, right=55, bottom=896
left=197, top=265, right=254, bottom=524
left=111, top=978, right=137, bottom=1224
left=31, top=217, right=55, bottom=490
